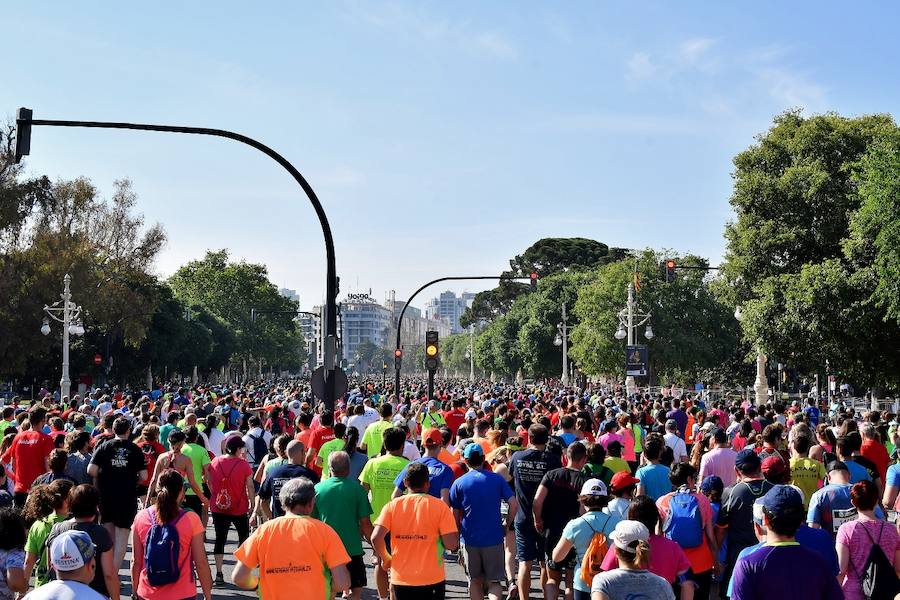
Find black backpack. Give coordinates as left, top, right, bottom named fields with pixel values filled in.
left=855, top=522, right=900, bottom=600
left=249, top=432, right=267, bottom=468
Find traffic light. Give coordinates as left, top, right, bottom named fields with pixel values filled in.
left=530, top=272, right=538, bottom=291
left=15, top=108, right=32, bottom=164
left=425, top=330, right=440, bottom=371
left=664, top=260, right=677, bottom=283
left=394, top=348, right=402, bottom=371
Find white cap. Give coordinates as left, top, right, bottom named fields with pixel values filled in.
left=465, top=409, right=477, bottom=420
left=610, top=520, right=649, bottom=553
left=579, top=478, right=608, bottom=497
left=51, top=530, right=96, bottom=572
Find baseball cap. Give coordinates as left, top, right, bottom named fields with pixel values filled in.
left=225, top=436, right=246, bottom=454
left=759, top=484, right=803, bottom=514
left=735, top=448, right=761, bottom=473
left=463, top=443, right=484, bottom=459
left=609, top=471, right=640, bottom=492
left=465, top=409, right=477, bottom=420
left=422, top=428, right=442, bottom=447
left=761, top=456, right=790, bottom=481
left=665, top=419, right=678, bottom=430
left=610, top=520, right=650, bottom=553
left=700, top=475, right=724, bottom=496
left=826, top=460, right=849, bottom=474
left=51, top=530, right=96, bottom=572
left=580, top=478, right=608, bottom=497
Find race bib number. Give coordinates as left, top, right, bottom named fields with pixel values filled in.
left=832, top=507, right=857, bottom=532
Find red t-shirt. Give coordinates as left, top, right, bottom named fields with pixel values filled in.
left=136, top=440, right=166, bottom=487
left=2, top=430, right=55, bottom=492
left=208, top=455, right=253, bottom=515
left=442, top=410, right=466, bottom=438
left=308, top=427, right=335, bottom=476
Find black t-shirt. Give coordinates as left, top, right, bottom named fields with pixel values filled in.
left=509, top=449, right=563, bottom=524
left=717, top=478, right=774, bottom=560
left=259, top=464, right=320, bottom=517
left=540, top=467, right=587, bottom=530
left=46, top=520, right=113, bottom=596
left=88, top=438, right=145, bottom=500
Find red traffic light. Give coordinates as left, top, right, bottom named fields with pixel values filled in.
left=530, top=272, right=538, bottom=280
left=666, top=260, right=676, bottom=269
left=394, top=349, right=402, bottom=357
left=93, top=353, right=103, bottom=365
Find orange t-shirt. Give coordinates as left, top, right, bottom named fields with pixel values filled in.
left=437, top=448, right=457, bottom=467
left=234, top=514, right=350, bottom=600
left=656, top=491, right=715, bottom=574
left=375, top=493, right=458, bottom=586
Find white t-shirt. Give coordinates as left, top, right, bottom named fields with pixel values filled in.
left=24, top=580, right=106, bottom=600
left=348, top=410, right=378, bottom=437
left=207, top=427, right=226, bottom=457
left=402, top=440, right=421, bottom=462
left=664, top=432, right=688, bottom=463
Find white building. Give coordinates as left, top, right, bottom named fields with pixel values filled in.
left=424, top=291, right=476, bottom=334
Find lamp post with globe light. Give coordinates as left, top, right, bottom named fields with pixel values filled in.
left=554, top=303, right=575, bottom=386
left=615, top=282, right=653, bottom=394
left=41, top=274, right=84, bottom=399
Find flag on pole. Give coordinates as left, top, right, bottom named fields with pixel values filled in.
left=633, top=272, right=641, bottom=292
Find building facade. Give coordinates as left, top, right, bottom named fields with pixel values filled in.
left=424, top=291, right=476, bottom=334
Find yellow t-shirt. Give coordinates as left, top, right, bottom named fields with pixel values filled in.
left=234, top=514, right=350, bottom=600
left=790, top=456, right=825, bottom=509
left=604, top=457, right=630, bottom=475
left=362, top=420, right=393, bottom=458
left=375, top=494, right=458, bottom=586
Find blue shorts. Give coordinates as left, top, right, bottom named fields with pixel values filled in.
left=514, top=519, right=543, bottom=563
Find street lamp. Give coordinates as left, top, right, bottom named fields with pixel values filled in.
left=557, top=303, right=573, bottom=385
left=466, top=324, right=475, bottom=383
left=41, top=274, right=84, bottom=399
left=615, top=279, right=652, bottom=394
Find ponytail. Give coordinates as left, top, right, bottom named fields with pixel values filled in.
left=154, top=469, right=184, bottom=524
left=22, top=479, right=73, bottom=526
left=343, top=426, right=360, bottom=455
left=615, top=540, right=651, bottom=569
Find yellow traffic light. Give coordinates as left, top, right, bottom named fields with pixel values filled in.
left=426, top=345, right=438, bottom=356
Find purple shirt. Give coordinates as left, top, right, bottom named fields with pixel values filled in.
left=731, top=543, right=842, bottom=600
left=666, top=409, right=688, bottom=438
left=698, top=447, right=738, bottom=487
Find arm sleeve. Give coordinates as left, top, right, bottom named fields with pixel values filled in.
left=259, top=476, right=273, bottom=500
left=357, top=487, right=372, bottom=519
left=729, top=555, right=750, bottom=600
left=323, top=526, right=351, bottom=568
left=233, top=528, right=262, bottom=569
left=716, top=489, right=732, bottom=527
left=807, top=494, right=821, bottom=524
left=438, top=503, right=458, bottom=535
left=449, top=482, right=461, bottom=510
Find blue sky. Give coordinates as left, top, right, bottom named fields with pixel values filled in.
left=6, top=2, right=899, bottom=310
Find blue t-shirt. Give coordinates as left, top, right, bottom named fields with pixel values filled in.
left=802, top=406, right=820, bottom=426
left=558, top=432, right=578, bottom=447
left=807, top=483, right=884, bottom=536
left=449, top=469, right=513, bottom=547
left=394, top=456, right=453, bottom=499
left=845, top=460, right=872, bottom=484
left=635, top=463, right=671, bottom=500
left=561, top=511, right=621, bottom=592
left=730, top=543, right=842, bottom=600
left=888, top=463, right=900, bottom=491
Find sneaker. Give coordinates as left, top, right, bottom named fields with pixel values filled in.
left=214, top=573, right=225, bottom=586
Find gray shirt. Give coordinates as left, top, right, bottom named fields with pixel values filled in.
left=591, top=568, right=675, bottom=600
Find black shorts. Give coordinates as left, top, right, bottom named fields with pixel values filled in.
left=393, top=581, right=445, bottom=600
left=100, top=496, right=138, bottom=529
left=347, top=554, right=366, bottom=589
left=544, top=527, right=575, bottom=571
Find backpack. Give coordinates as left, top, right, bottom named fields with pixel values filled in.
left=580, top=515, right=611, bottom=586
left=213, top=460, right=242, bottom=512
left=248, top=432, right=267, bottom=468
left=855, top=522, right=900, bottom=600
left=663, top=490, right=703, bottom=549
left=144, top=508, right=188, bottom=587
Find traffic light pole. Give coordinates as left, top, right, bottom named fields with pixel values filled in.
left=427, top=369, right=435, bottom=404
left=393, top=275, right=533, bottom=398
left=15, top=108, right=341, bottom=411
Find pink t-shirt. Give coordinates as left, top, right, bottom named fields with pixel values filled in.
left=617, top=428, right=636, bottom=462
left=837, top=518, right=900, bottom=600
left=698, top=447, right=738, bottom=488
left=598, top=432, right=625, bottom=451
left=600, top=533, right=691, bottom=583
left=133, top=507, right=205, bottom=599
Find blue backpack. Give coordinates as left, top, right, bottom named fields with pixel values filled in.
left=663, top=491, right=703, bottom=549
left=145, top=508, right=188, bottom=586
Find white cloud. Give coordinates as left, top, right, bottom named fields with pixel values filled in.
left=680, top=37, right=717, bottom=63
left=757, top=68, right=827, bottom=111
left=626, top=52, right=658, bottom=81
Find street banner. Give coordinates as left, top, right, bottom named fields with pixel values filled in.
left=625, top=344, right=648, bottom=376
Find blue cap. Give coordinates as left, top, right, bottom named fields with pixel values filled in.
left=700, top=475, right=723, bottom=495
left=759, top=484, right=803, bottom=514
left=463, top=443, right=484, bottom=459
left=735, top=448, right=761, bottom=473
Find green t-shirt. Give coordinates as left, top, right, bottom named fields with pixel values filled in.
left=312, top=476, right=372, bottom=556
left=181, top=443, right=210, bottom=496
left=317, top=438, right=346, bottom=479
left=26, top=513, right=68, bottom=586
left=359, top=454, right=408, bottom=520
left=159, top=423, right=178, bottom=450
left=604, top=457, right=630, bottom=475
left=362, top=421, right=393, bottom=458
left=0, top=420, right=13, bottom=435
left=264, top=457, right=287, bottom=476
left=419, top=412, right=446, bottom=430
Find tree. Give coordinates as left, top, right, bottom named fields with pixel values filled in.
left=570, top=250, right=744, bottom=384
left=461, top=237, right=626, bottom=327
left=719, top=111, right=900, bottom=389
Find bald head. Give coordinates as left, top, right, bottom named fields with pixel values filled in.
left=328, top=451, right=350, bottom=478
left=287, top=440, right=306, bottom=464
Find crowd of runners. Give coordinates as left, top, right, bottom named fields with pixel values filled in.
left=0, top=377, right=897, bottom=599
